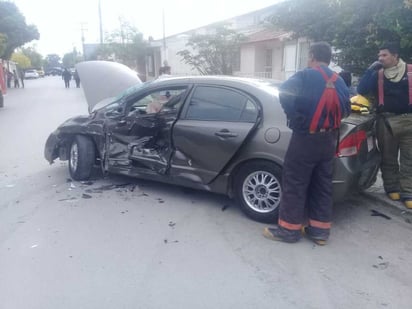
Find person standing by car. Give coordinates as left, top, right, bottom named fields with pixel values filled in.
left=19, top=69, right=24, bottom=88
left=73, top=69, right=81, bottom=88
left=357, top=43, right=412, bottom=209
left=13, top=70, right=19, bottom=88
left=6, top=70, right=13, bottom=88
left=62, top=68, right=72, bottom=88
left=263, top=42, right=350, bottom=245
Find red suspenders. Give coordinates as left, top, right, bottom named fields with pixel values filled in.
left=309, top=67, right=341, bottom=133
left=378, top=64, right=412, bottom=106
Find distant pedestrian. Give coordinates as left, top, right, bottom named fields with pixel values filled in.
left=13, top=70, right=20, bottom=88
left=73, top=69, right=80, bottom=88
left=62, top=68, right=71, bottom=88
left=6, top=70, right=13, bottom=88
left=19, top=69, right=24, bottom=88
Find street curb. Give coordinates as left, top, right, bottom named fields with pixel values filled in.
left=361, top=190, right=412, bottom=213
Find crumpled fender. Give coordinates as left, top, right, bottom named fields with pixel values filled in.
left=44, top=115, right=104, bottom=164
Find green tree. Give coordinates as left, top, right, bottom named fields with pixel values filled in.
left=92, top=20, right=148, bottom=71
left=268, top=0, right=412, bottom=74
left=20, top=46, right=42, bottom=68
left=44, top=53, right=61, bottom=69
left=0, top=33, right=6, bottom=57
left=11, top=52, right=31, bottom=68
left=62, top=48, right=82, bottom=68
left=0, top=2, right=40, bottom=60
left=177, top=24, right=245, bottom=75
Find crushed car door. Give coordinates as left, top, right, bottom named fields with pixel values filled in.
left=170, top=85, right=260, bottom=184
left=106, top=86, right=189, bottom=174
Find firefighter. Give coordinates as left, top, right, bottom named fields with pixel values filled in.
left=263, top=42, right=350, bottom=245
left=357, top=42, right=412, bottom=209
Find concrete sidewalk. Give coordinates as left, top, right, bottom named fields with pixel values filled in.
left=361, top=172, right=412, bottom=221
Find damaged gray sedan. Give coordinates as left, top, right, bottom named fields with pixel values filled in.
left=45, top=61, right=380, bottom=222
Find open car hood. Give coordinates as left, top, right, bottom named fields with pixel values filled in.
left=76, top=61, right=142, bottom=111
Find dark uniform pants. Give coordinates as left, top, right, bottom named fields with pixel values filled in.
left=376, top=113, right=412, bottom=200
left=279, top=131, right=338, bottom=238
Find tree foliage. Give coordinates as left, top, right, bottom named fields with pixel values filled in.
left=11, top=52, right=31, bottom=68
left=62, top=48, right=83, bottom=68
left=268, top=0, right=412, bottom=74
left=0, top=1, right=40, bottom=59
left=91, top=21, right=148, bottom=72
left=20, top=46, right=43, bottom=68
left=177, top=24, right=245, bottom=75
left=44, top=54, right=61, bottom=70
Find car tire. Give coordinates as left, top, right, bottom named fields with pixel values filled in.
left=234, top=161, right=282, bottom=223
left=69, top=135, right=96, bottom=180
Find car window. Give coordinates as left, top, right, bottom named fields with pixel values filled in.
left=239, top=99, right=259, bottom=122
left=128, top=87, right=187, bottom=116
left=185, top=86, right=257, bottom=122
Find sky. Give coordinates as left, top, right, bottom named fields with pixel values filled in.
left=12, top=0, right=282, bottom=58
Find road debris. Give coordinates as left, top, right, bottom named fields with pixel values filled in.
left=81, top=181, right=94, bottom=185
left=85, top=183, right=133, bottom=193
left=373, top=262, right=389, bottom=270
left=371, top=209, right=391, bottom=220
left=222, top=204, right=230, bottom=211
left=58, top=197, right=77, bottom=202
left=164, top=239, right=179, bottom=244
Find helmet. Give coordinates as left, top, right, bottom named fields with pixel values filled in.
left=350, top=95, right=370, bottom=114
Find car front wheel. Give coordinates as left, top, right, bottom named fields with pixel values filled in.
left=69, top=135, right=96, bottom=180
left=234, top=161, right=282, bottom=223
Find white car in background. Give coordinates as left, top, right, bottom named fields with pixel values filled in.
left=24, top=69, right=39, bottom=79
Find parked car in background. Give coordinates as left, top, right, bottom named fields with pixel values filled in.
left=44, top=61, right=380, bottom=223
left=24, top=69, right=39, bottom=79
left=36, top=68, right=45, bottom=78
left=45, top=68, right=63, bottom=76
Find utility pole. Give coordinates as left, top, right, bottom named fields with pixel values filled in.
left=98, top=0, right=103, bottom=44
left=80, top=23, right=88, bottom=60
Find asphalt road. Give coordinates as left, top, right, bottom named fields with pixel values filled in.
left=0, top=76, right=411, bottom=309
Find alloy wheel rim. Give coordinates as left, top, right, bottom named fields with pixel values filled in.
left=70, top=143, right=78, bottom=172
left=242, top=171, right=281, bottom=213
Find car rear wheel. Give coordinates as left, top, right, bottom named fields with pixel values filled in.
left=234, top=161, right=282, bottom=223
left=69, top=135, right=96, bottom=180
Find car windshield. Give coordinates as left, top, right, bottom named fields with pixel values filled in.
left=113, top=81, right=153, bottom=101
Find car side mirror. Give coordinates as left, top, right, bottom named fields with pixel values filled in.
left=105, top=107, right=123, bottom=118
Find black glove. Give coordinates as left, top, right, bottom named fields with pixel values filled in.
left=368, top=61, right=383, bottom=71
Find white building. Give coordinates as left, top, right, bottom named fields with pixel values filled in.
left=147, top=4, right=311, bottom=81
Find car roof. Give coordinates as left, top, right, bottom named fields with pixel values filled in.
left=151, top=75, right=282, bottom=88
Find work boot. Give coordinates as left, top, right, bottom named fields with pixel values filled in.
left=302, top=226, right=329, bottom=246
left=387, top=192, right=401, bottom=201
left=263, top=226, right=300, bottom=243
left=404, top=200, right=412, bottom=209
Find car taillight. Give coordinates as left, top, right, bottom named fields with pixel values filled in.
left=337, top=130, right=367, bottom=157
